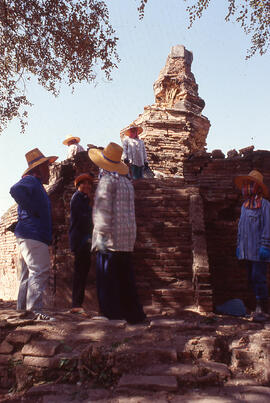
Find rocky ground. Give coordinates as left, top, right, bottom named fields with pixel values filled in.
left=1, top=301, right=270, bottom=402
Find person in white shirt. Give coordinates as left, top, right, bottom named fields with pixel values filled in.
left=63, top=135, right=85, bottom=159
left=122, top=124, right=148, bottom=179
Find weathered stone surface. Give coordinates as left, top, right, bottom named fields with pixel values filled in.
left=227, top=149, right=238, bottom=158
left=113, top=393, right=168, bottom=403
left=23, top=355, right=59, bottom=368
left=6, top=330, right=32, bottom=344
left=22, top=341, right=60, bottom=357
left=149, top=319, right=185, bottom=328
left=114, top=347, right=178, bottom=374
left=211, top=149, right=225, bottom=159
left=78, top=319, right=127, bottom=328
left=0, top=340, right=14, bottom=354
left=0, top=354, right=11, bottom=364
left=143, top=363, right=197, bottom=378
left=223, top=385, right=270, bottom=402
left=239, top=145, right=254, bottom=156
left=184, top=336, right=217, bottom=360
left=198, top=360, right=231, bottom=381
left=117, top=375, right=178, bottom=392
left=26, top=384, right=110, bottom=402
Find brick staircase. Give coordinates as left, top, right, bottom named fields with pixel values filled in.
left=2, top=307, right=270, bottom=401
left=133, top=179, right=195, bottom=313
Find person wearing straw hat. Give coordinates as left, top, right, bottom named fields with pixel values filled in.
left=63, top=135, right=85, bottom=159
left=235, top=169, right=270, bottom=322
left=10, top=148, right=58, bottom=321
left=69, top=173, right=94, bottom=316
left=122, top=124, right=148, bottom=180
left=89, top=142, right=146, bottom=323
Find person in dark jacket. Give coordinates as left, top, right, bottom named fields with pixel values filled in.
left=69, top=173, right=94, bottom=315
left=10, top=148, right=58, bottom=321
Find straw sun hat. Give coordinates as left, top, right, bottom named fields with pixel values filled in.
left=63, top=135, right=81, bottom=146
left=235, top=170, right=269, bottom=197
left=23, top=148, right=58, bottom=176
left=88, top=142, right=128, bottom=175
left=123, top=124, right=143, bottom=137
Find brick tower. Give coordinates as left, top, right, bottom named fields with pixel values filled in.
left=121, top=45, right=210, bottom=176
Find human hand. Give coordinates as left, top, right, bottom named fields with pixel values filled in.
left=259, top=246, right=270, bottom=260
left=96, top=234, right=108, bottom=253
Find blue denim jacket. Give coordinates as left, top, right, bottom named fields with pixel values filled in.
left=69, top=191, right=93, bottom=253
left=10, top=175, right=52, bottom=245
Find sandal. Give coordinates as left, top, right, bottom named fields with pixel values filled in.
left=69, top=307, right=88, bottom=317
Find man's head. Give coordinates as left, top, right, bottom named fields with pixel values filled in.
left=123, top=124, right=143, bottom=139
left=129, top=127, right=139, bottom=139
left=63, top=135, right=81, bottom=146
left=67, top=139, right=78, bottom=146
left=22, top=148, right=58, bottom=181
left=28, top=161, right=50, bottom=184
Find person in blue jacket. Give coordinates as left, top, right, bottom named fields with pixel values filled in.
left=10, top=148, right=58, bottom=321
left=235, top=170, right=270, bottom=321
left=69, top=173, right=93, bottom=316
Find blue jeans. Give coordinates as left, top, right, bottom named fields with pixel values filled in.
left=16, top=238, right=50, bottom=311
left=247, top=261, right=268, bottom=300
left=130, top=165, right=143, bottom=180
left=96, top=251, right=145, bottom=323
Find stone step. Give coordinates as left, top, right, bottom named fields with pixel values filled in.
left=142, top=360, right=231, bottom=385
left=117, top=374, right=178, bottom=392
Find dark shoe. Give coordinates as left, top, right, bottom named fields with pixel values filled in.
left=252, top=312, right=267, bottom=323
left=261, top=298, right=269, bottom=314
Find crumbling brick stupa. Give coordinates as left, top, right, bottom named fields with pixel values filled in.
left=121, top=45, right=210, bottom=176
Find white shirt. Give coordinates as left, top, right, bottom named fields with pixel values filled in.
left=122, top=137, right=148, bottom=167
left=67, top=143, right=85, bottom=159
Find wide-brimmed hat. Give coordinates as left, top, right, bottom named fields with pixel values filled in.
left=63, top=135, right=81, bottom=146
left=123, top=124, right=143, bottom=137
left=23, top=148, right=58, bottom=176
left=74, top=173, right=94, bottom=188
left=88, top=142, right=128, bottom=175
left=235, top=170, right=269, bottom=197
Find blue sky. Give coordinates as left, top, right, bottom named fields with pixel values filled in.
left=0, top=0, right=270, bottom=216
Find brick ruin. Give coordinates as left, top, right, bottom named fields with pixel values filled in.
left=120, top=45, right=210, bottom=176
left=1, top=45, right=270, bottom=315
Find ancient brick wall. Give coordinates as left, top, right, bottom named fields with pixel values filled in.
left=184, top=150, right=270, bottom=310
left=0, top=205, right=19, bottom=301
left=1, top=153, right=208, bottom=314
left=2, top=149, right=270, bottom=313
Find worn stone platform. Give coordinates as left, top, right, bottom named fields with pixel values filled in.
left=1, top=301, right=270, bottom=402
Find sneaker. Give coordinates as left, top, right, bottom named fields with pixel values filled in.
left=34, top=312, right=56, bottom=321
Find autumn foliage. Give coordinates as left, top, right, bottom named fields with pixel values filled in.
left=0, top=0, right=119, bottom=133
left=138, top=0, right=270, bottom=58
